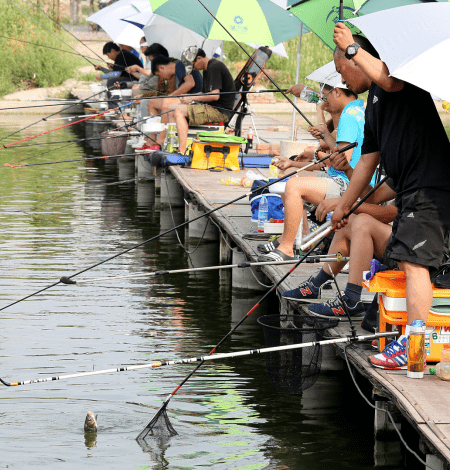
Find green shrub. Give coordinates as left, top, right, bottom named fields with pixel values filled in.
left=0, top=2, right=84, bottom=97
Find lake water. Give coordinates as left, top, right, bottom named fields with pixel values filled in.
left=0, top=115, right=405, bottom=469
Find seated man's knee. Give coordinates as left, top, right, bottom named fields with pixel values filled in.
left=351, top=213, right=375, bottom=235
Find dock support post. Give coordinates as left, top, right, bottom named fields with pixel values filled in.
left=426, top=454, right=445, bottom=470
left=219, top=232, right=233, bottom=264
left=188, top=203, right=219, bottom=240
left=160, top=172, right=184, bottom=207
left=136, top=154, right=154, bottom=179
left=232, top=247, right=268, bottom=291
left=137, top=180, right=155, bottom=206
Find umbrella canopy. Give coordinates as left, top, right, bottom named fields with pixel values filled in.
left=87, top=0, right=148, bottom=49
left=348, top=3, right=450, bottom=101
left=142, top=15, right=222, bottom=58
left=306, top=61, right=346, bottom=89
left=289, top=0, right=422, bottom=50
left=148, top=0, right=301, bottom=46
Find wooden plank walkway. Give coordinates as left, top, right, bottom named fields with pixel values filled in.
left=168, top=164, right=450, bottom=466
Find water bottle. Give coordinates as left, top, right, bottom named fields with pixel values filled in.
left=407, top=320, right=426, bottom=379
left=258, top=195, right=269, bottom=232
left=245, top=126, right=253, bottom=154
left=100, top=71, right=121, bottom=80
left=300, top=86, right=320, bottom=104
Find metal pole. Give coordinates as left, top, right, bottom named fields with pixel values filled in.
left=291, top=22, right=303, bottom=141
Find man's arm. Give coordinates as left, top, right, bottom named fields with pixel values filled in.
left=331, top=151, right=381, bottom=229
left=316, top=197, right=397, bottom=224
left=181, top=88, right=220, bottom=103
left=171, top=73, right=195, bottom=96
left=333, top=23, right=404, bottom=93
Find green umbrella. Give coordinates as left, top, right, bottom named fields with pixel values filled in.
left=148, top=0, right=302, bottom=46
left=289, top=0, right=421, bottom=50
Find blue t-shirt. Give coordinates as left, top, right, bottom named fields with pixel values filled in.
left=175, top=61, right=203, bottom=94
left=329, top=99, right=376, bottom=187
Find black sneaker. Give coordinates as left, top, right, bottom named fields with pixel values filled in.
left=282, top=275, right=320, bottom=301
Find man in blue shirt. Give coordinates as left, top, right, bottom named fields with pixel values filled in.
left=258, top=81, right=372, bottom=268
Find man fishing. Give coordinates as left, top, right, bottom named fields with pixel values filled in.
left=330, top=23, right=450, bottom=369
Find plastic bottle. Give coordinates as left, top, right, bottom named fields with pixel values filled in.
left=435, top=342, right=450, bottom=381
left=258, top=195, right=269, bottom=232
left=269, top=164, right=279, bottom=179
left=240, top=177, right=252, bottom=188
left=245, top=126, right=253, bottom=154
left=165, top=123, right=177, bottom=153
left=100, top=71, right=121, bottom=80
left=407, top=320, right=426, bottom=379
left=220, top=177, right=242, bottom=186
left=246, top=170, right=265, bottom=181
left=300, top=86, right=321, bottom=104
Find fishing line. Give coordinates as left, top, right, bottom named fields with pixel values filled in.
left=28, top=0, right=105, bottom=63
left=0, top=35, right=100, bottom=62
left=6, top=0, right=96, bottom=66
left=0, top=87, right=114, bottom=145
left=2, top=101, right=133, bottom=149
left=343, top=344, right=426, bottom=466
left=0, top=90, right=280, bottom=113
left=0, top=332, right=395, bottom=387
left=0, top=145, right=354, bottom=313
left=195, top=0, right=317, bottom=130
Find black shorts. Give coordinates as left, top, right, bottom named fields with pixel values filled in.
left=385, top=188, right=450, bottom=269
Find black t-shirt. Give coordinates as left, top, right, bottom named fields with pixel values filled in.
left=202, top=59, right=236, bottom=117
left=113, top=49, right=143, bottom=81
left=362, top=81, right=450, bottom=196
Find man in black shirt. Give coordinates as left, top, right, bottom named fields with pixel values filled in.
left=163, top=48, right=236, bottom=155
left=330, top=23, right=450, bottom=370
left=94, top=42, right=142, bottom=89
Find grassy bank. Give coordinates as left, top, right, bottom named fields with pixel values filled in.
left=0, top=2, right=84, bottom=97
left=223, top=33, right=334, bottom=90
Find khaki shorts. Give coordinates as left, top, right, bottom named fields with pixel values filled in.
left=188, top=104, right=229, bottom=125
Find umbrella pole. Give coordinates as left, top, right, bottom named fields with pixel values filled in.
left=291, top=22, right=304, bottom=141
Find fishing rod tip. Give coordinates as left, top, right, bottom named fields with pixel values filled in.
left=60, top=276, right=76, bottom=285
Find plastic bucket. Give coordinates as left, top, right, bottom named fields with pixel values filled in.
left=101, top=131, right=128, bottom=156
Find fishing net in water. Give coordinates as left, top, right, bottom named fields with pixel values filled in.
left=257, top=314, right=336, bottom=394
left=137, top=402, right=178, bottom=442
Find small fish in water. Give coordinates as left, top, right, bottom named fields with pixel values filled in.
left=84, top=411, right=98, bottom=433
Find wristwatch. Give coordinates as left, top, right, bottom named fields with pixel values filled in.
left=345, top=43, right=361, bottom=60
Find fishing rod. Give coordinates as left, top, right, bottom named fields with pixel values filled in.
left=195, top=0, right=318, bottom=132
left=0, top=144, right=354, bottom=313
left=1, top=101, right=133, bottom=149
left=136, top=170, right=388, bottom=440
left=0, top=90, right=287, bottom=113
left=0, top=87, right=115, bottom=145
left=0, top=35, right=100, bottom=62
left=0, top=331, right=395, bottom=387
left=6, top=0, right=96, bottom=67
left=4, top=152, right=137, bottom=168
left=60, top=254, right=349, bottom=285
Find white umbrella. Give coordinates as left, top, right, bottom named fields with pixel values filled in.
left=306, top=61, right=347, bottom=89
left=348, top=2, right=450, bottom=101
left=87, top=0, right=147, bottom=49
left=142, top=15, right=222, bottom=59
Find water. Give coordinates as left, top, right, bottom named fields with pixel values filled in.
left=0, top=115, right=404, bottom=469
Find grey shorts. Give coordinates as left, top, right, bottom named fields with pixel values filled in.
left=316, top=173, right=348, bottom=199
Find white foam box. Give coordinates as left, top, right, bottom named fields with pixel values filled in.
left=264, top=222, right=284, bottom=234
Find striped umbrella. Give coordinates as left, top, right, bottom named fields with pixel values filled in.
left=148, top=0, right=302, bottom=46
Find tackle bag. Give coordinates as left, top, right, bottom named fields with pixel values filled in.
left=190, top=132, right=247, bottom=170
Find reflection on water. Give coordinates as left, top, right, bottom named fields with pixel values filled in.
left=0, top=115, right=404, bottom=469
